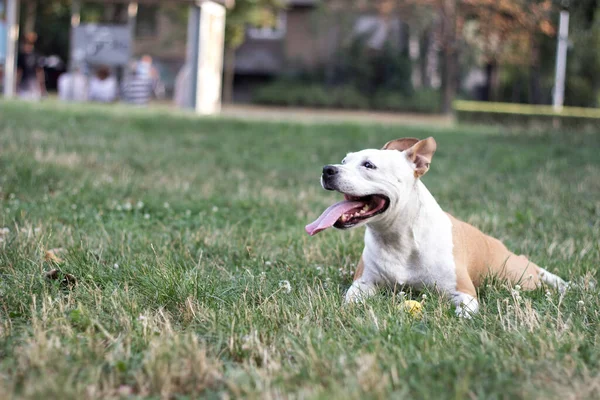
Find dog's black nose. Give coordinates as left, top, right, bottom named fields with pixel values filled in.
left=322, top=165, right=338, bottom=176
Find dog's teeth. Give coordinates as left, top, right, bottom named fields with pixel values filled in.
left=362, top=205, right=369, bottom=211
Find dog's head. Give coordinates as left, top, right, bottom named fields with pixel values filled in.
left=305, top=137, right=436, bottom=235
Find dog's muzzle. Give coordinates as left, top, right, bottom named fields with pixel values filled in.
left=321, top=165, right=339, bottom=190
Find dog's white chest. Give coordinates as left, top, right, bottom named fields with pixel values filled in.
left=362, top=213, right=457, bottom=293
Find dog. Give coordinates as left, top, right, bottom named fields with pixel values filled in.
left=305, top=137, right=568, bottom=317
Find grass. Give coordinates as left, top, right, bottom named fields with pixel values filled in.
left=0, top=100, right=599, bottom=399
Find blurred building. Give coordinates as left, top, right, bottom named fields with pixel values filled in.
left=6, top=0, right=437, bottom=103
left=128, top=0, right=416, bottom=101
left=130, top=1, right=330, bottom=99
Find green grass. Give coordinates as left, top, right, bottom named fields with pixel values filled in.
left=0, top=100, right=599, bottom=399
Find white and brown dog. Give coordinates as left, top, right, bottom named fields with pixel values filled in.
left=306, top=137, right=567, bottom=317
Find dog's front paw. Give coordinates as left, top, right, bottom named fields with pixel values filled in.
left=452, top=293, right=479, bottom=318
left=344, top=281, right=377, bottom=305
left=539, top=268, right=570, bottom=293
left=455, top=304, right=476, bottom=319
left=344, top=286, right=366, bottom=305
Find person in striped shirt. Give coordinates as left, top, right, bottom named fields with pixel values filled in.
left=121, top=64, right=153, bottom=105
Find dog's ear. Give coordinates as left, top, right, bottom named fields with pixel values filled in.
left=382, top=137, right=420, bottom=151
left=405, top=137, right=437, bottom=178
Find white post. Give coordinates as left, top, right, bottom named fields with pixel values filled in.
left=552, top=10, right=569, bottom=112
left=3, top=0, right=20, bottom=98
left=68, top=0, right=81, bottom=101
left=186, top=4, right=201, bottom=109
left=195, top=1, right=226, bottom=115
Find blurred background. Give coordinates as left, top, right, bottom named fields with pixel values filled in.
left=0, top=0, right=598, bottom=114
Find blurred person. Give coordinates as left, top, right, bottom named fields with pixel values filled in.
left=57, top=65, right=88, bottom=102
left=174, top=63, right=191, bottom=108
left=89, top=65, right=117, bottom=103
left=43, top=55, right=66, bottom=92
left=136, top=54, right=154, bottom=78
left=121, top=63, right=153, bottom=105
left=16, top=32, right=46, bottom=100
left=137, top=54, right=165, bottom=100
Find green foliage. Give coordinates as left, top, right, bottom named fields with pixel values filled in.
left=564, top=7, right=600, bottom=108
left=333, top=36, right=413, bottom=96
left=225, top=0, right=284, bottom=49
left=254, top=81, right=440, bottom=113
left=372, top=88, right=441, bottom=113
left=565, top=75, right=598, bottom=108
left=32, top=0, right=72, bottom=62
left=253, top=81, right=369, bottom=109
left=253, top=36, right=431, bottom=112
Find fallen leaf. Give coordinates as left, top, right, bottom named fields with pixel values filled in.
left=44, top=248, right=66, bottom=264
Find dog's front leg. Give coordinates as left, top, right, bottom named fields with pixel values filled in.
left=344, top=279, right=378, bottom=304
left=451, top=291, right=479, bottom=318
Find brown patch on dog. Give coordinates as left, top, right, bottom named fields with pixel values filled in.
left=447, top=213, right=541, bottom=291
left=382, top=137, right=437, bottom=178
left=405, top=137, right=437, bottom=178
left=382, top=138, right=419, bottom=151
left=354, top=255, right=365, bottom=281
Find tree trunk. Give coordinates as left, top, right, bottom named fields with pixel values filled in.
left=441, top=47, right=457, bottom=113
left=491, top=63, right=500, bottom=101
left=511, top=77, right=520, bottom=102
left=528, top=38, right=541, bottom=104
left=440, top=0, right=457, bottom=114
left=408, top=27, right=421, bottom=89
left=223, top=47, right=236, bottom=104
left=24, top=0, right=37, bottom=34
left=483, top=61, right=498, bottom=101
left=419, top=29, right=431, bottom=88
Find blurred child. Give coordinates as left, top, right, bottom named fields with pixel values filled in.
left=89, top=65, right=117, bottom=103
left=16, top=32, right=46, bottom=100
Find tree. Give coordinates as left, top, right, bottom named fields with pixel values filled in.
left=329, top=0, right=562, bottom=110
left=328, top=0, right=460, bottom=113
left=562, top=0, right=600, bottom=107
left=460, top=0, right=556, bottom=102
left=19, top=0, right=71, bottom=63
left=222, top=0, right=284, bottom=103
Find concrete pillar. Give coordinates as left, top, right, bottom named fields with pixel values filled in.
left=186, top=4, right=201, bottom=109
left=553, top=10, right=570, bottom=112
left=183, top=1, right=225, bottom=114
left=3, top=0, right=20, bottom=98
left=68, top=0, right=81, bottom=100
left=196, top=1, right=225, bottom=114
left=23, top=0, right=36, bottom=34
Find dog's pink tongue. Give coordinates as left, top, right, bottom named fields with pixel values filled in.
left=305, top=200, right=363, bottom=236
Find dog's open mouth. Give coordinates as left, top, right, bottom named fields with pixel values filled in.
left=305, top=194, right=390, bottom=236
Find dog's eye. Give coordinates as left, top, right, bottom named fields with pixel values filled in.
left=362, top=161, right=376, bottom=169
left=341, top=158, right=347, bottom=165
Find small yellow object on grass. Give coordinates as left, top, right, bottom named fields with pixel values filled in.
left=402, top=300, right=423, bottom=317
left=44, top=249, right=64, bottom=264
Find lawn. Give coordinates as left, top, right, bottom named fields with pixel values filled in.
left=0, top=100, right=599, bottom=399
